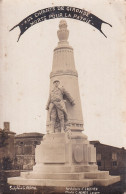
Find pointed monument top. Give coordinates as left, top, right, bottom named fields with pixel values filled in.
left=59, top=20, right=67, bottom=29
left=57, top=20, right=69, bottom=42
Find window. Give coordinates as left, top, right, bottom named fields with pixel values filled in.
left=112, top=152, right=117, bottom=160
left=96, top=154, right=101, bottom=167
left=24, top=146, right=32, bottom=155
left=112, top=152, right=117, bottom=167
left=96, top=153, right=101, bottom=161
left=97, top=161, right=101, bottom=166
left=112, top=161, right=117, bottom=166
left=19, top=142, right=24, bottom=145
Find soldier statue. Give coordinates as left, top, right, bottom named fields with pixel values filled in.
left=46, top=80, right=75, bottom=133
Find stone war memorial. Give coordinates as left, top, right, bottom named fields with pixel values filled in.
left=8, top=20, right=120, bottom=188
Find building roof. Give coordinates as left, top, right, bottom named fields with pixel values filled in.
left=90, top=140, right=126, bottom=151
left=15, top=132, right=44, bottom=139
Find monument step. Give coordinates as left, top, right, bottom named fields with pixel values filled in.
left=8, top=177, right=94, bottom=187
left=84, top=171, right=109, bottom=179
left=21, top=171, right=109, bottom=180
left=8, top=175, right=120, bottom=187
left=93, top=175, right=121, bottom=186
left=71, top=165, right=98, bottom=172
left=33, top=164, right=98, bottom=173
left=21, top=172, right=85, bottom=180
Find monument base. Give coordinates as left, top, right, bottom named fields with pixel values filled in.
left=8, top=133, right=120, bottom=187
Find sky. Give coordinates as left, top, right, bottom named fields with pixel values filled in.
left=0, top=0, right=126, bottom=148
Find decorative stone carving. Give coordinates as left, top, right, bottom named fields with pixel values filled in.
left=73, top=145, right=83, bottom=163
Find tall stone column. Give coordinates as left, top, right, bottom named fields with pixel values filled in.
left=46, top=20, right=84, bottom=136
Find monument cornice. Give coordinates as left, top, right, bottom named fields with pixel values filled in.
left=50, top=70, right=78, bottom=78
left=54, top=46, right=73, bottom=52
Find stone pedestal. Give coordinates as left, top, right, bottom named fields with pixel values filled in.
left=35, top=133, right=90, bottom=166
left=8, top=133, right=120, bottom=187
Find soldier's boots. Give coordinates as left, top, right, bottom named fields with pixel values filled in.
left=50, top=123, right=55, bottom=133
left=61, top=127, right=65, bottom=133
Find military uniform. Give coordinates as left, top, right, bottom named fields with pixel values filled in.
left=46, top=86, right=74, bottom=133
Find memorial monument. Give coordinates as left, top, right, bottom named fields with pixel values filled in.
left=8, top=20, right=120, bottom=187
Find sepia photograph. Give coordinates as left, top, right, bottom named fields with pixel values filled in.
left=0, top=0, right=126, bottom=193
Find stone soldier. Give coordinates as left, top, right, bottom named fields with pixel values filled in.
left=46, top=80, right=75, bottom=133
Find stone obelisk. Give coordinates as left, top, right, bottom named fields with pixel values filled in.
left=46, top=20, right=83, bottom=136
left=8, top=20, right=120, bottom=188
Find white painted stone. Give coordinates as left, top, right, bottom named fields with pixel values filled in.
left=46, top=20, right=84, bottom=133
left=8, top=175, right=120, bottom=187
left=88, top=144, right=96, bottom=163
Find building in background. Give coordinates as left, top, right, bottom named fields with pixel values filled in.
left=0, top=122, right=44, bottom=171
left=0, top=122, right=126, bottom=181
left=15, top=132, right=44, bottom=170
left=90, top=141, right=126, bottom=181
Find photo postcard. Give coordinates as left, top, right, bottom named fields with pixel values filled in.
left=0, top=0, right=126, bottom=193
